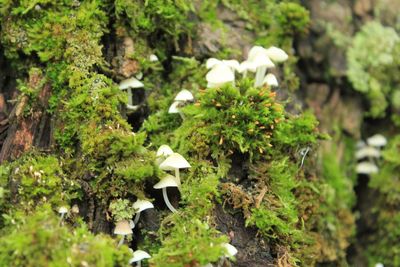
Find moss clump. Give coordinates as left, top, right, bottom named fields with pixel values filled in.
left=0, top=205, right=130, bottom=267
left=347, top=21, right=400, bottom=118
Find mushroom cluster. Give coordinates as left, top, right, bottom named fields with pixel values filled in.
left=355, top=134, right=387, bottom=175
left=205, top=45, right=288, bottom=89
left=153, top=145, right=191, bottom=212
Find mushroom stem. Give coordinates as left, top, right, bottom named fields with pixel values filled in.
left=133, top=212, right=141, bottom=226
left=217, top=256, right=225, bottom=267
left=59, top=213, right=65, bottom=226
left=127, top=88, right=133, bottom=106
left=118, top=236, right=125, bottom=247
left=174, top=168, right=181, bottom=185
left=162, top=187, right=177, bottom=213
left=254, top=66, right=267, bottom=87
left=178, top=111, right=185, bottom=120
left=137, top=261, right=141, bottom=267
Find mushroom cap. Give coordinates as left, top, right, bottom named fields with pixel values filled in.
left=159, top=153, right=191, bottom=170
left=168, top=101, right=181, bottom=114
left=119, top=77, right=144, bottom=90
left=114, top=220, right=133, bottom=235
left=156, top=145, right=174, bottom=157
left=126, top=104, right=139, bottom=111
left=129, top=250, right=151, bottom=264
left=133, top=199, right=154, bottom=213
left=265, top=46, right=289, bottom=62
left=153, top=174, right=179, bottom=189
left=375, top=263, right=384, bottom=267
left=206, top=64, right=235, bottom=87
left=174, top=89, right=194, bottom=102
left=238, top=60, right=257, bottom=73
left=149, top=54, right=158, bottom=62
left=263, top=73, right=279, bottom=87
left=356, top=162, right=379, bottom=175
left=355, top=146, right=381, bottom=159
left=367, top=134, right=387, bottom=147
left=206, top=58, right=221, bottom=69
left=222, top=243, right=238, bottom=258
left=58, top=206, right=68, bottom=214
left=248, top=46, right=266, bottom=61
left=251, top=52, right=275, bottom=68
left=222, top=60, right=240, bottom=71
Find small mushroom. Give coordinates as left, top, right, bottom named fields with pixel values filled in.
left=247, top=46, right=275, bottom=87
left=356, top=162, right=379, bottom=175
left=262, top=73, right=279, bottom=87
left=355, top=146, right=381, bottom=160
left=119, top=78, right=144, bottom=111
left=114, top=220, right=133, bottom=247
left=156, top=145, right=174, bottom=165
left=153, top=174, right=180, bottom=212
left=149, top=54, right=158, bottom=62
left=265, top=46, right=289, bottom=62
left=168, top=101, right=181, bottom=114
left=129, top=250, right=151, bottom=267
left=58, top=206, right=68, bottom=225
left=132, top=199, right=154, bottom=226
left=367, top=134, right=387, bottom=148
left=159, top=153, right=191, bottom=184
left=217, top=243, right=238, bottom=266
left=206, top=64, right=235, bottom=88
left=174, top=89, right=194, bottom=102
left=237, top=60, right=257, bottom=77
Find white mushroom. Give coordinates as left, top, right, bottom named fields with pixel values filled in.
left=114, top=220, right=133, bottom=247
left=206, top=64, right=235, bottom=88
left=58, top=206, right=68, bottom=225
left=355, top=146, right=381, bottom=160
left=367, top=134, right=387, bottom=148
left=265, top=46, right=289, bottom=62
left=153, top=174, right=180, bottom=212
left=174, top=89, right=194, bottom=102
left=262, top=73, right=279, bottom=87
left=168, top=101, right=181, bottom=114
left=222, top=243, right=238, bottom=258
left=356, top=162, right=379, bottom=175
left=247, top=46, right=275, bottom=87
left=132, top=199, right=154, bottom=226
left=159, top=153, right=191, bottom=184
left=129, top=250, right=151, bottom=267
left=237, top=60, right=257, bottom=77
left=156, top=145, right=174, bottom=165
left=119, top=77, right=144, bottom=111
left=149, top=54, right=158, bottom=62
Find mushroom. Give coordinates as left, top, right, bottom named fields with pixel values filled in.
left=247, top=46, right=275, bottom=87
left=119, top=77, right=144, bottom=111
left=174, top=89, right=194, bottom=102
left=355, top=146, right=381, bottom=160
left=58, top=206, right=68, bottom=225
left=217, top=243, right=238, bottom=266
left=114, top=220, right=133, bottom=247
left=149, top=54, right=158, bottom=62
left=159, top=153, right=191, bottom=184
left=129, top=250, right=151, bottom=267
left=265, top=46, right=289, bottom=62
left=356, top=162, right=379, bottom=175
left=132, top=199, right=154, bottom=226
left=262, top=73, right=279, bottom=87
left=367, top=134, right=387, bottom=148
left=237, top=60, right=257, bottom=77
left=156, top=145, right=174, bottom=165
left=168, top=101, right=181, bottom=114
left=206, top=64, right=235, bottom=88
left=206, top=58, right=240, bottom=72
left=153, top=174, right=180, bottom=212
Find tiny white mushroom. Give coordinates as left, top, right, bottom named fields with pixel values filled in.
left=206, top=58, right=222, bottom=69
left=247, top=46, right=275, bottom=87
left=153, top=174, right=180, bottom=212
left=159, top=153, right=191, bottom=184
left=375, top=263, right=384, bottom=267
left=206, top=64, right=235, bottom=88
left=355, top=146, right=381, bottom=160
left=262, top=73, right=279, bottom=87
left=265, top=46, right=289, bottom=62
left=168, top=101, right=181, bottom=114
left=132, top=199, right=154, bottom=226
left=129, top=250, right=151, bottom=267
left=149, top=54, right=158, bottom=62
left=58, top=206, right=68, bottom=225
left=156, top=145, right=174, bottom=165
left=367, top=134, right=387, bottom=148
left=237, top=60, right=257, bottom=77
left=114, top=220, right=133, bottom=247
left=174, top=89, right=194, bottom=102
left=356, top=162, right=379, bottom=175
left=119, top=77, right=144, bottom=111
left=222, top=243, right=238, bottom=258
left=222, top=59, right=240, bottom=72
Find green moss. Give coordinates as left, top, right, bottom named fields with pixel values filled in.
left=347, top=21, right=400, bottom=118
left=0, top=205, right=131, bottom=267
